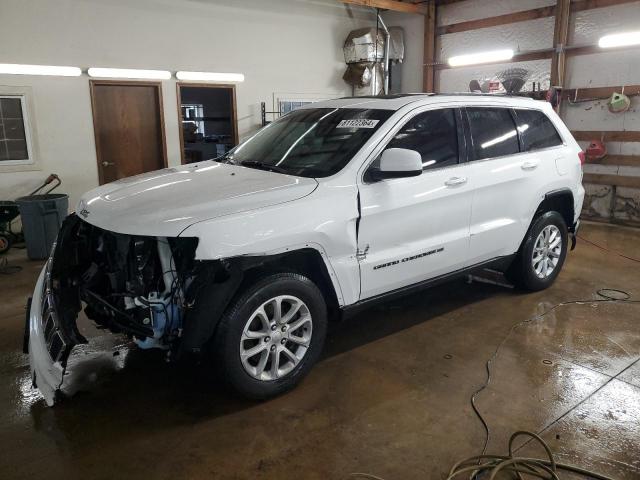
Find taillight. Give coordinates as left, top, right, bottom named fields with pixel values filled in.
left=578, top=151, right=586, bottom=165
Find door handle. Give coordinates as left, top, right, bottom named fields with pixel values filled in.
left=102, top=161, right=115, bottom=167
left=445, top=176, right=467, bottom=187
left=521, top=161, right=538, bottom=171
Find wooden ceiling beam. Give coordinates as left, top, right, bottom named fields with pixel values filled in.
left=423, top=1, right=437, bottom=92
left=585, top=154, right=640, bottom=166
left=572, top=131, right=640, bottom=142
left=561, top=84, right=640, bottom=101
left=435, top=0, right=468, bottom=5
left=571, top=0, right=640, bottom=13
left=339, top=0, right=428, bottom=14
left=550, top=0, right=571, bottom=89
left=437, top=0, right=640, bottom=36
left=437, top=6, right=555, bottom=35
left=583, top=173, right=640, bottom=189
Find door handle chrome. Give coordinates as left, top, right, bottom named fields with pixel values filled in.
left=521, top=161, right=538, bottom=171
left=102, top=161, right=115, bottom=167
left=445, top=176, right=467, bottom=187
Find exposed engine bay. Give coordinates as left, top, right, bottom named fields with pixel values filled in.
left=45, top=214, right=220, bottom=365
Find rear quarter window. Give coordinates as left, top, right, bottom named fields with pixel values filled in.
left=466, top=107, right=520, bottom=160
left=514, top=109, right=563, bottom=151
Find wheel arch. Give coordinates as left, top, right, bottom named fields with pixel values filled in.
left=180, top=246, right=342, bottom=354
left=534, top=188, right=575, bottom=229
left=237, top=247, right=342, bottom=317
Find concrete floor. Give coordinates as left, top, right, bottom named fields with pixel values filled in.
left=1, top=221, right=639, bottom=479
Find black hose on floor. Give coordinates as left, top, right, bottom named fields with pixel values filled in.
left=349, top=232, right=640, bottom=479
left=445, top=431, right=614, bottom=480
left=578, top=234, right=640, bottom=263
left=470, top=290, right=640, bottom=457
left=350, top=291, right=639, bottom=480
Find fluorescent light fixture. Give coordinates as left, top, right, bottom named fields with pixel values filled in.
left=448, top=49, right=514, bottom=67
left=176, top=71, right=245, bottom=82
left=598, top=31, right=640, bottom=48
left=0, top=63, right=81, bottom=77
left=87, top=67, right=171, bottom=80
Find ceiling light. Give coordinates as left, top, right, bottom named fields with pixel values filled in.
left=598, top=31, right=640, bottom=48
left=448, top=49, right=514, bottom=67
left=0, top=63, right=81, bottom=76
left=88, top=68, right=171, bottom=80
left=176, top=71, right=245, bottom=82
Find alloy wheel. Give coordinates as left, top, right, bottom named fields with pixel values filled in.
left=239, top=295, right=313, bottom=381
left=532, top=225, right=562, bottom=279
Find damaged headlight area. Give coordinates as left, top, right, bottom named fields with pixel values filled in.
left=27, top=214, right=221, bottom=404
left=52, top=215, right=201, bottom=354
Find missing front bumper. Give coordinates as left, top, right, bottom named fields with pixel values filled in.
left=27, top=265, right=66, bottom=406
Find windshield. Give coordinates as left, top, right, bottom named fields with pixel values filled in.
left=221, top=108, right=393, bottom=177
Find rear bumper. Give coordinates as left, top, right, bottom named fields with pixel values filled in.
left=27, top=263, right=65, bottom=406
left=569, top=219, right=580, bottom=251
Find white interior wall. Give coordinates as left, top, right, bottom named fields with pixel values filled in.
left=0, top=0, right=376, bottom=207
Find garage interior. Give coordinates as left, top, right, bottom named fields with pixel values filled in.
left=1, top=0, right=640, bottom=479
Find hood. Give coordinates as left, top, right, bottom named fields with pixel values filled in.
left=77, top=161, right=318, bottom=236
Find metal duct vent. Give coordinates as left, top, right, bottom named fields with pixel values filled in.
left=342, top=26, right=404, bottom=96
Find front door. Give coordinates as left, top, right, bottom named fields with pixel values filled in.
left=357, top=107, right=473, bottom=300
left=90, top=81, right=167, bottom=184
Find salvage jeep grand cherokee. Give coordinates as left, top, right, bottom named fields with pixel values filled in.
left=26, top=94, right=584, bottom=405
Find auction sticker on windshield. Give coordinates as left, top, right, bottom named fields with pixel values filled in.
left=336, top=119, right=380, bottom=128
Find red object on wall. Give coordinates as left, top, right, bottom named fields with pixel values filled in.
left=546, top=87, right=561, bottom=108
left=586, top=140, right=606, bottom=160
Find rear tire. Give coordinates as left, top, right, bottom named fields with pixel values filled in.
left=508, top=211, right=568, bottom=291
left=212, top=272, right=327, bottom=399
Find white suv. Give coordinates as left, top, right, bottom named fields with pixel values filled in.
left=26, top=94, right=584, bottom=404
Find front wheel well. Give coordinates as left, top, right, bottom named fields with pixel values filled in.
left=534, top=189, right=574, bottom=229
left=238, top=248, right=341, bottom=320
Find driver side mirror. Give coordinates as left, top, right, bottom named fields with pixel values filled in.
left=368, top=148, right=423, bottom=181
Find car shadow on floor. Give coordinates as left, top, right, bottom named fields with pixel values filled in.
left=26, top=276, right=512, bottom=438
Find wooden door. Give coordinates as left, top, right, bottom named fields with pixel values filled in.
left=90, top=81, right=167, bottom=184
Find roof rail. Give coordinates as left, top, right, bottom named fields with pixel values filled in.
left=338, top=92, right=538, bottom=100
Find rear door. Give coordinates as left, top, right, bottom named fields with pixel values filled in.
left=357, top=107, right=474, bottom=300
left=466, top=106, right=562, bottom=264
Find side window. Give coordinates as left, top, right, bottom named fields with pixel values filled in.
left=0, top=95, right=32, bottom=165
left=386, top=108, right=459, bottom=170
left=514, top=109, right=563, bottom=151
left=466, top=108, right=519, bottom=160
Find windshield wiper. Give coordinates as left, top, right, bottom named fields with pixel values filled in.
left=216, top=152, right=234, bottom=163
left=240, top=161, right=291, bottom=175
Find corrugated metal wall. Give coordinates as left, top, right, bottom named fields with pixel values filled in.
left=388, top=0, right=640, bottom=227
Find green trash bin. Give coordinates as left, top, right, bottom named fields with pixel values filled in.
left=16, top=193, right=68, bottom=260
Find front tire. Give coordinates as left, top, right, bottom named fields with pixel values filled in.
left=212, top=273, right=327, bottom=399
left=508, top=211, right=568, bottom=291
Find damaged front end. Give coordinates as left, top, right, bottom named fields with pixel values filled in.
left=25, top=214, right=224, bottom=405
